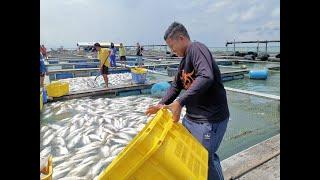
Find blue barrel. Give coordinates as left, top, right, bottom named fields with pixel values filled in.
left=151, top=82, right=171, bottom=97
left=131, top=72, right=147, bottom=84
left=249, top=70, right=268, bottom=80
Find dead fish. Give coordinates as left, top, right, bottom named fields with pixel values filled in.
left=53, top=154, right=71, bottom=165
left=81, top=135, right=91, bottom=145
left=89, top=159, right=107, bottom=178
left=42, top=129, right=53, bottom=139
left=55, top=146, right=69, bottom=156
left=58, top=176, right=88, bottom=180
left=111, top=138, right=130, bottom=145
left=121, top=128, right=139, bottom=135
left=68, top=160, right=96, bottom=177
left=67, top=133, right=82, bottom=149
left=88, top=134, right=103, bottom=142
left=40, top=146, right=51, bottom=157
left=75, top=142, right=101, bottom=154
left=116, top=132, right=133, bottom=141
left=79, top=154, right=100, bottom=166
left=111, top=146, right=125, bottom=156
left=100, top=146, right=110, bottom=157
left=52, top=166, right=73, bottom=179
left=42, top=133, right=56, bottom=146
left=41, top=126, right=49, bottom=133
left=102, top=155, right=117, bottom=165
left=109, top=144, right=121, bottom=152
left=52, top=137, right=66, bottom=146
left=43, top=112, right=53, bottom=119
left=56, top=126, right=70, bottom=138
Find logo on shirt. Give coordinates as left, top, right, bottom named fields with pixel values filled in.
left=180, top=70, right=195, bottom=89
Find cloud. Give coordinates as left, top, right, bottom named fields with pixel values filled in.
left=41, top=0, right=280, bottom=48
left=205, top=0, right=232, bottom=14
left=239, top=4, right=264, bottom=22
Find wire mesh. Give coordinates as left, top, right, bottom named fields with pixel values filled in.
left=217, top=90, right=280, bottom=160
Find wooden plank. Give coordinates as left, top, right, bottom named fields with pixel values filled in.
left=47, top=67, right=130, bottom=74
left=50, top=83, right=154, bottom=102
left=221, top=134, right=280, bottom=180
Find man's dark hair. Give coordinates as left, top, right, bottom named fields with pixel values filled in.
left=164, top=22, right=190, bottom=40
left=110, top=42, right=114, bottom=48
left=94, top=43, right=101, bottom=47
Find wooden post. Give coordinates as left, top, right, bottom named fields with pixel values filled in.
left=257, top=41, right=260, bottom=56
left=265, top=42, right=268, bottom=54
left=233, top=39, right=235, bottom=56
left=165, top=45, right=167, bottom=57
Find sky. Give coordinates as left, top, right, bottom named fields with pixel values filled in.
left=40, top=0, right=280, bottom=49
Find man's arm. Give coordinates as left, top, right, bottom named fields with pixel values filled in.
left=177, top=47, right=214, bottom=107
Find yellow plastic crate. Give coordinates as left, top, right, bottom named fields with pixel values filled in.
left=131, top=67, right=147, bottom=74
left=41, top=156, right=53, bottom=180
left=98, top=109, right=208, bottom=180
left=46, top=82, right=69, bottom=97
left=40, top=91, right=43, bottom=111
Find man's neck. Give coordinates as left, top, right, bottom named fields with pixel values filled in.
left=183, top=40, right=192, bottom=56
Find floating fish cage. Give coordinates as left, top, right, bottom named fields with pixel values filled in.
left=48, top=68, right=131, bottom=81
left=40, top=89, right=279, bottom=179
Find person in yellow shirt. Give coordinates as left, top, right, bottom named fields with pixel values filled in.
left=94, top=43, right=111, bottom=88
left=119, top=43, right=127, bottom=67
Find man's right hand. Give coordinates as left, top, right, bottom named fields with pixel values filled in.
left=145, top=104, right=164, bottom=116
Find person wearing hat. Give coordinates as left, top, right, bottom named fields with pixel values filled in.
left=94, top=43, right=111, bottom=88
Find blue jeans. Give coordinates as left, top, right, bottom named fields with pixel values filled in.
left=136, top=56, right=143, bottom=66
left=182, top=117, right=229, bottom=180
left=110, top=55, right=116, bottom=67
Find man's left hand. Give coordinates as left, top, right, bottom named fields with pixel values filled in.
left=163, top=101, right=182, bottom=122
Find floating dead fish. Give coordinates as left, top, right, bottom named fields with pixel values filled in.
left=40, top=94, right=161, bottom=179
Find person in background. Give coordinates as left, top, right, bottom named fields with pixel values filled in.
left=119, top=43, right=127, bottom=67
left=145, top=22, right=229, bottom=180
left=41, top=45, right=47, bottom=60
left=40, top=53, right=47, bottom=87
left=109, top=42, right=117, bottom=67
left=136, top=42, right=144, bottom=67
left=94, top=43, right=111, bottom=88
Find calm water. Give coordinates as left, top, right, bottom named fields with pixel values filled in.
left=223, top=71, right=280, bottom=96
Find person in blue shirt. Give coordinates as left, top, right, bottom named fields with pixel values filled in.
left=109, top=42, right=117, bottom=67
left=40, top=53, right=47, bottom=87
